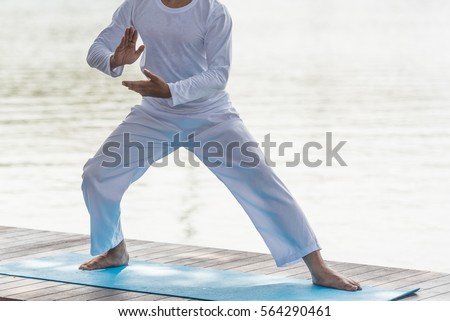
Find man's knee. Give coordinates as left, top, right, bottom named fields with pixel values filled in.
left=82, top=157, right=105, bottom=185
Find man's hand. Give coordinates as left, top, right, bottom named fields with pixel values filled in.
left=122, top=69, right=172, bottom=98
left=110, top=27, right=145, bottom=70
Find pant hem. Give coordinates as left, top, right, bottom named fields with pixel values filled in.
left=274, top=243, right=321, bottom=268
left=90, top=236, right=124, bottom=256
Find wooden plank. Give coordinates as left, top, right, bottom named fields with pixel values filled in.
left=126, top=241, right=161, bottom=254
left=374, top=271, right=444, bottom=289
left=129, top=243, right=186, bottom=258
left=0, top=280, right=64, bottom=298
left=396, top=274, right=450, bottom=291
left=0, top=275, right=25, bottom=284
left=0, top=226, right=45, bottom=236
left=91, top=291, right=148, bottom=301
left=423, top=291, right=450, bottom=301
left=135, top=246, right=269, bottom=272
left=134, top=245, right=206, bottom=262
left=168, top=249, right=244, bottom=267
left=192, top=251, right=266, bottom=268
left=399, top=277, right=450, bottom=301
left=60, top=286, right=172, bottom=301
left=337, top=264, right=385, bottom=278
left=125, top=294, right=173, bottom=301
left=163, top=247, right=224, bottom=264
left=59, top=288, right=130, bottom=301
left=410, top=285, right=450, bottom=301
left=28, top=286, right=107, bottom=301
left=351, top=268, right=421, bottom=284
left=0, top=244, right=91, bottom=265
left=327, top=262, right=370, bottom=272
left=272, top=264, right=310, bottom=275
left=253, top=263, right=307, bottom=277
left=230, top=257, right=276, bottom=273
left=91, top=291, right=169, bottom=302
left=1, top=231, right=63, bottom=247
left=408, top=290, right=447, bottom=301
left=1, top=228, right=72, bottom=239
left=0, top=238, right=88, bottom=261
left=0, top=234, right=89, bottom=255
left=0, top=226, right=15, bottom=231
left=197, top=253, right=268, bottom=270
left=0, top=230, right=85, bottom=248
left=6, top=284, right=74, bottom=301
left=156, top=296, right=191, bottom=301
left=0, top=278, right=45, bottom=291
left=0, top=229, right=51, bottom=240
left=366, top=270, right=426, bottom=288
left=354, top=267, right=407, bottom=282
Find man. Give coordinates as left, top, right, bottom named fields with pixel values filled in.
left=80, top=0, right=361, bottom=291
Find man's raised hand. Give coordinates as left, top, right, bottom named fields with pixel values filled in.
left=110, top=27, right=145, bottom=70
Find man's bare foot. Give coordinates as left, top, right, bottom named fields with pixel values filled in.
left=303, top=250, right=361, bottom=291
left=79, top=240, right=129, bottom=270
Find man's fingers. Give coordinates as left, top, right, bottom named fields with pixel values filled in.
left=122, top=80, right=140, bottom=86
left=122, top=81, right=138, bottom=88
left=123, top=82, right=140, bottom=93
left=132, top=29, right=139, bottom=43
left=136, top=45, right=145, bottom=55
left=122, top=80, right=151, bottom=88
left=124, top=27, right=130, bottom=41
left=125, top=26, right=136, bottom=42
left=122, top=80, right=156, bottom=96
left=122, top=78, right=168, bottom=98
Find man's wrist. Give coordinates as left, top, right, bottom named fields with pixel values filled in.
left=163, top=84, right=172, bottom=98
left=110, top=55, right=120, bottom=70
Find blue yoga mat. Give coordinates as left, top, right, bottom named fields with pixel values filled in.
left=0, top=253, right=418, bottom=301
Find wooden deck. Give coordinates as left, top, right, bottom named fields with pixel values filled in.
left=0, top=225, right=449, bottom=301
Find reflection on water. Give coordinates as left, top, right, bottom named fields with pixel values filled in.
left=1, top=0, right=450, bottom=273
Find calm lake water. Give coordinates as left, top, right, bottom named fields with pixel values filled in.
left=1, top=0, right=449, bottom=273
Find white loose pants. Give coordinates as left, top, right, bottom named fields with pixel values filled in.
left=81, top=104, right=320, bottom=267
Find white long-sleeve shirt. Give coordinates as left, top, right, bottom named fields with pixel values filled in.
left=87, top=0, right=233, bottom=112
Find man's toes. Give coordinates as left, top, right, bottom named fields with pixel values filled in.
left=352, top=281, right=361, bottom=290
left=349, top=279, right=362, bottom=290
left=79, top=262, right=94, bottom=270
left=345, top=283, right=358, bottom=291
left=79, top=259, right=99, bottom=270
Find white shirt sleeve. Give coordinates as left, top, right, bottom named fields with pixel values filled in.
left=86, top=0, right=133, bottom=78
left=167, top=5, right=232, bottom=107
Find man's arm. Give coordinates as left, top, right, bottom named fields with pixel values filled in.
left=87, top=0, right=141, bottom=77
left=166, top=4, right=232, bottom=106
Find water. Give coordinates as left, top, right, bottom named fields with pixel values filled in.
left=1, top=0, right=449, bottom=273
